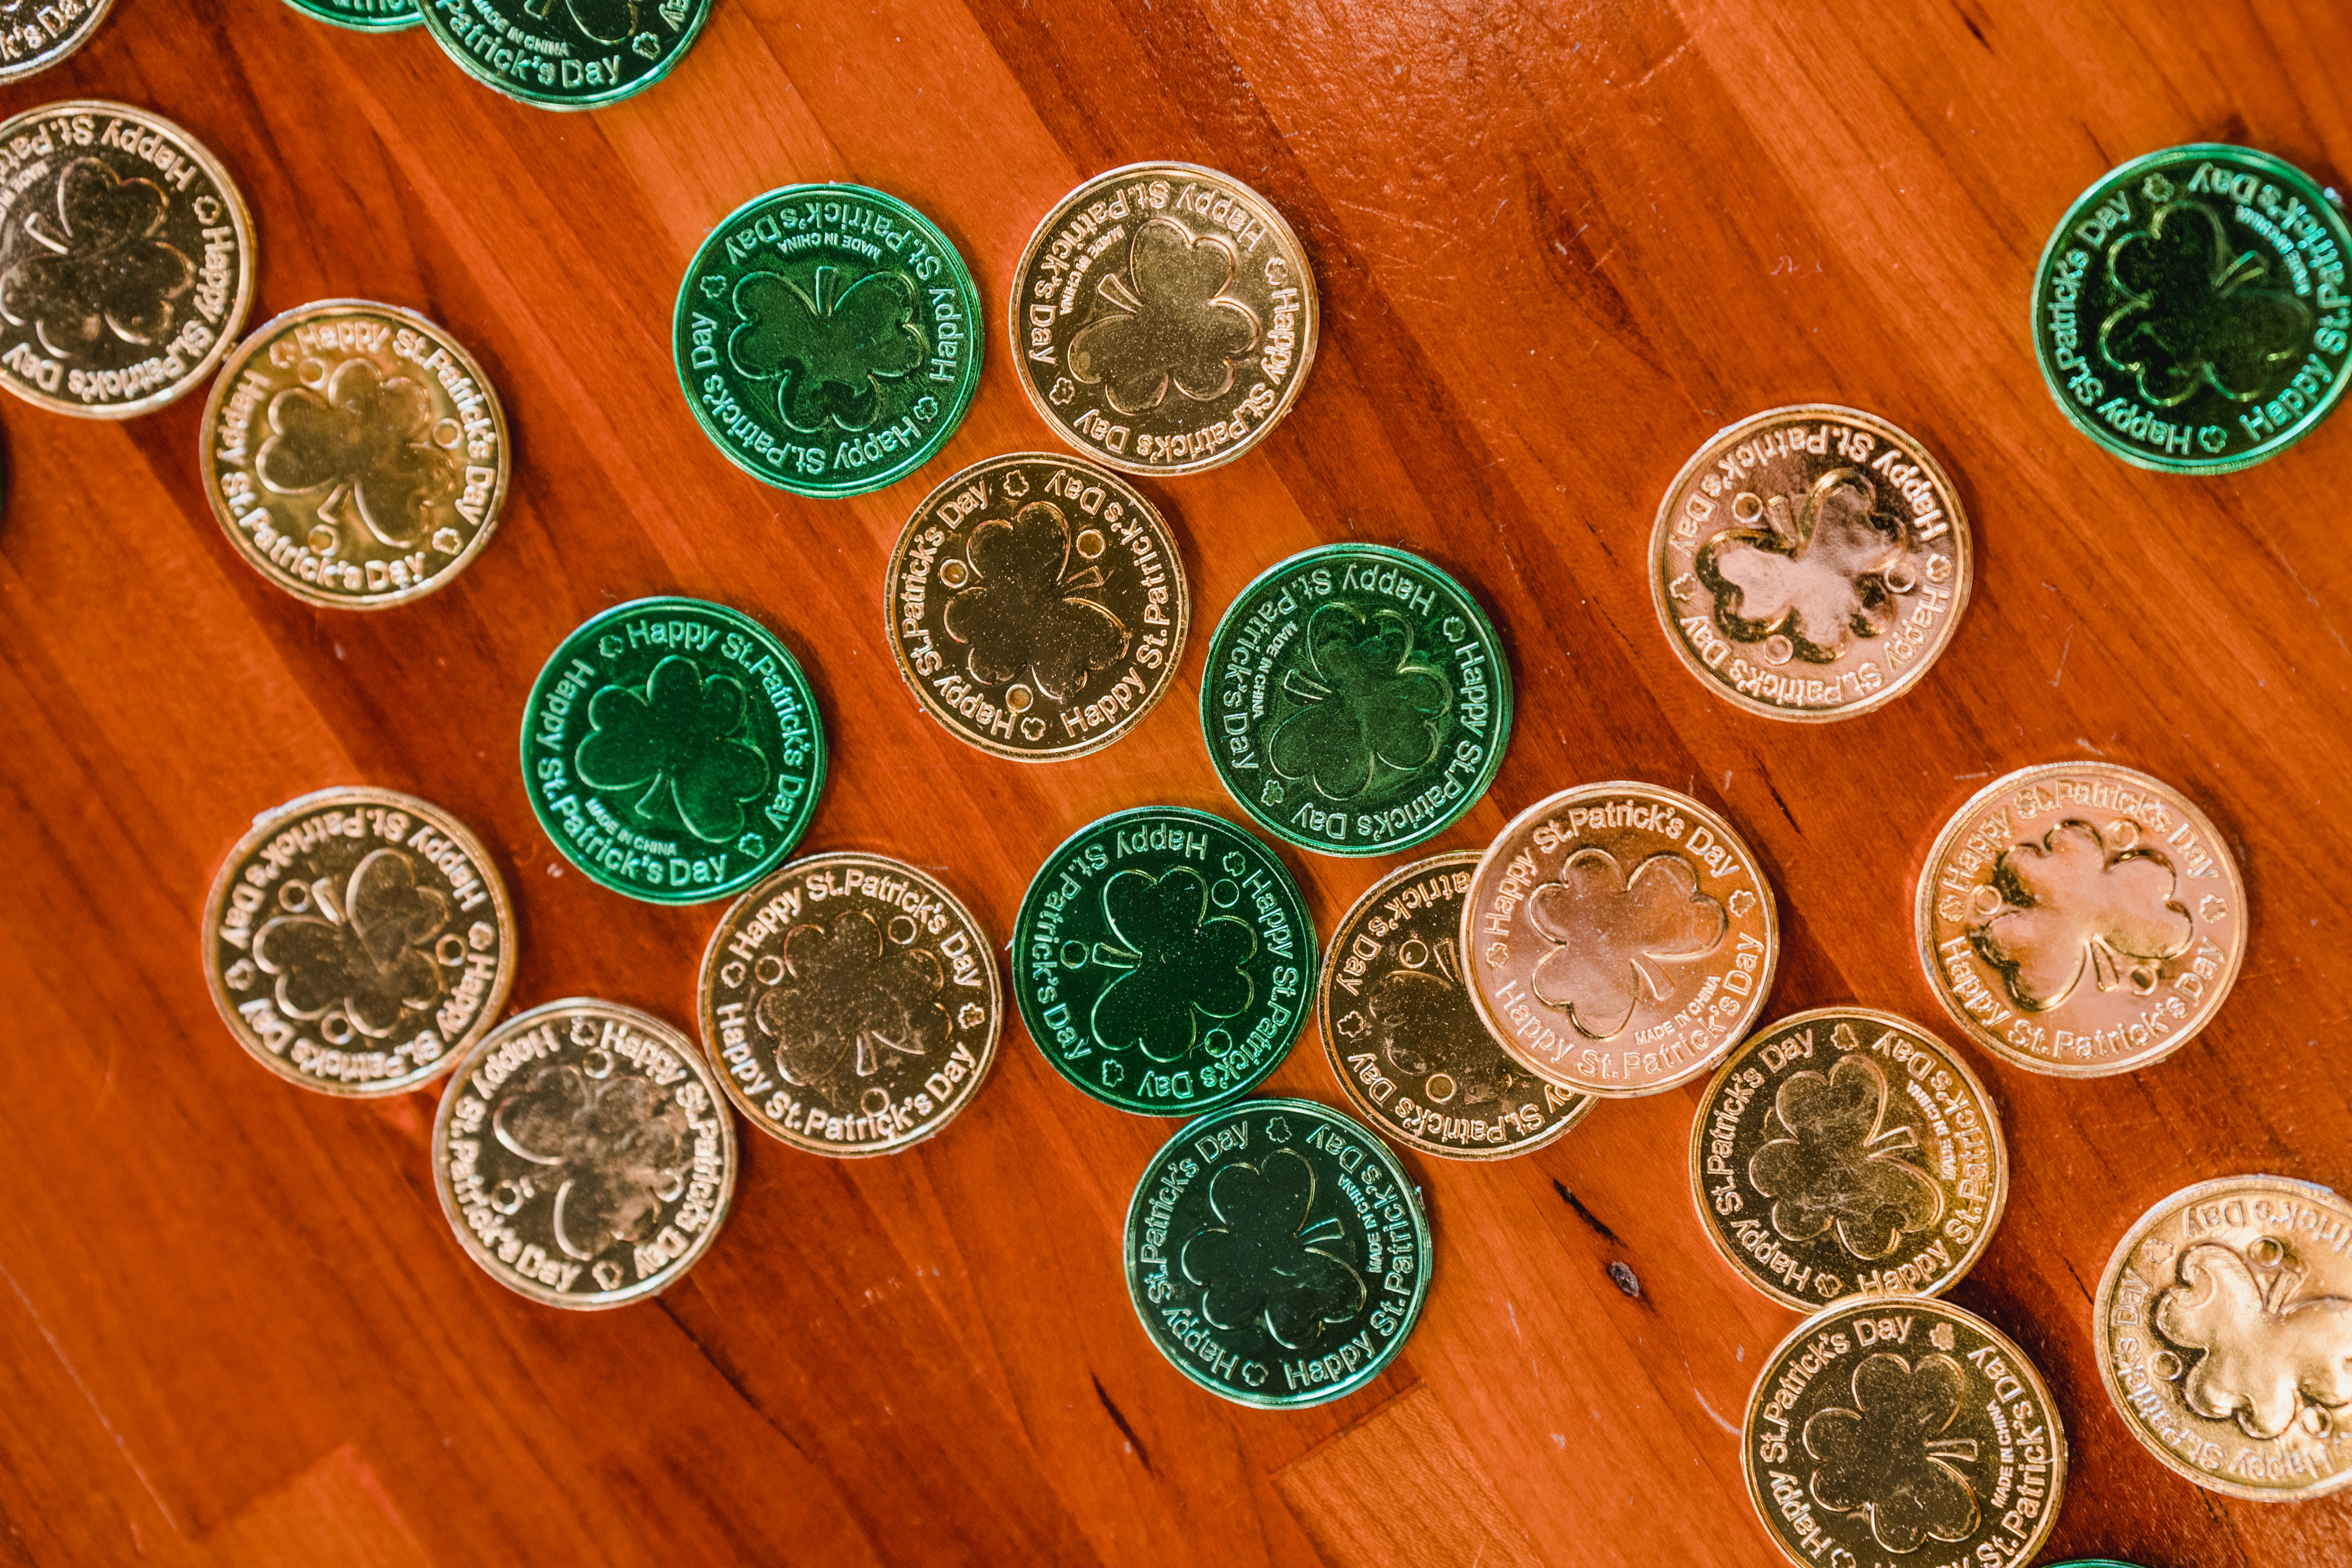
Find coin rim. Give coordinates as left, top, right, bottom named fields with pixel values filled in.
left=1120, top=1094, right=1431, bottom=1408
left=0, top=0, right=115, bottom=84
left=280, top=0, right=421, bottom=31
left=416, top=0, right=713, bottom=109
left=881, top=452, right=1191, bottom=761
left=1911, top=760, right=2247, bottom=1077
left=2031, top=143, right=2352, bottom=476
left=198, top=784, right=518, bottom=1098
left=1007, top=160, right=1320, bottom=478
left=2091, top=1171, right=2352, bottom=1501
left=1684, top=1005, right=2009, bottom=1310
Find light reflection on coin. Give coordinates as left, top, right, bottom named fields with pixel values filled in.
left=281, top=0, right=420, bottom=29
left=0, top=2, right=114, bottom=85
left=417, top=0, right=713, bottom=109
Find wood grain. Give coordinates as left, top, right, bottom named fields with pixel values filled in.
left=1, top=0, right=2348, bottom=1563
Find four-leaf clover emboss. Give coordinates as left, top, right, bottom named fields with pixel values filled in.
left=754, top=908, right=947, bottom=1088
left=941, top=500, right=1129, bottom=701
left=1067, top=216, right=1260, bottom=415
left=493, top=1062, right=691, bottom=1262
left=730, top=263, right=925, bottom=433
left=522, top=0, right=641, bottom=45
left=1697, top=468, right=1916, bottom=661
left=577, top=655, right=773, bottom=844
left=1969, top=820, right=2193, bottom=1010
left=1180, top=1147, right=1367, bottom=1350
left=2101, top=199, right=2309, bottom=407
left=256, top=360, right=459, bottom=550
left=1749, top=1053, right=1943, bottom=1260
left=252, top=848, right=449, bottom=1036
left=1526, top=849, right=1727, bottom=1039
left=1267, top=602, right=1449, bottom=802
left=0, top=158, right=195, bottom=358
left=2155, top=1239, right=2352, bottom=1440
left=1804, top=1352, right=1982, bottom=1552
left=1088, top=866, right=1256, bottom=1062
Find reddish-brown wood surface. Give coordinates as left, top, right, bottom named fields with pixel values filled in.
left=3, top=1, right=2349, bottom=1563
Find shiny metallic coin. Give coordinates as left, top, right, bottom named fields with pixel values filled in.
left=1915, top=762, right=2245, bottom=1076
left=884, top=453, right=1187, bottom=760
left=281, top=0, right=420, bottom=29
left=1463, top=781, right=1778, bottom=1097
left=0, top=101, right=254, bottom=418
left=432, top=999, right=736, bottom=1309
left=2094, top=1174, right=2352, bottom=1501
left=1318, top=852, right=1591, bottom=1160
left=417, top=0, right=712, bottom=109
left=1011, top=162, right=1317, bottom=476
left=1651, top=405, right=1971, bottom=721
left=200, top=786, right=517, bottom=1097
left=1689, top=1007, right=2006, bottom=1310
left=199, top=300, right=509, bottom=610
left=0, top=1, right=113, bottom=85
left=1124, top=1096, right=1429, bottom=1408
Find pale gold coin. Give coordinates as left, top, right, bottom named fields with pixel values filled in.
left=0, top=1, right=114, bottom=85
left=200, top=786, right=516, bottom=1097
left=1463, top=781, right=1778, bottom=1097
left=1915, top=762, right=2245, bottom=1076
left=2094, top=1174, right=2352, bottom=1501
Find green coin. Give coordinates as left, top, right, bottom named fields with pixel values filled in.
left=282, top=0, right=421, bottom=30
left=521, top=597, right=825, bottom=904
left=674, top=185, right=983, bottom=497
left=1124, top=1097, right=1430, bottom=1408
left=1013, top=806, right=1315, bottom=1116
left=2033, top=143, right=2352, bottom=474
left=1201, top=543, right=1511, bottom=857
left=417, top=0, right=711, bottom=109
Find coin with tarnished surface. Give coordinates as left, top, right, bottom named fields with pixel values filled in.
left=1203, top=543, right=1511, bottom=857
left=1463, top=782, right=1777, bottom=1097
left=282, top=0, right=419, bottom=29
left=1319, top=853, right=1591, bottom=1160
left=698, top=853, right=1001, bottom=1156
left=885, top=453, right=1187, bottom=760
left=675, top=184, right=980, bottom=497
left=200, top=786, right=516, bottom=1097
left=0, top=0, right=112, bottom=79
left=1651, top=406, right=1971, bottom=721
left=419, top=0, right=711, bottom=109
left=1916, top=762, right=2244, bottom=1077
left=200, top=301, right=508, bottom=609
left=2094, top=1174, right=2352, bottom=1501
left=522, top=597, right=826, bottom=905
left=1013, top=806, right=1315, bottom=1116
left=432, top=999, right=735, bottom=1309
left=0, top=101, right=254, bottom=418
left=1690, top=1007, right=2006, bottom=1310
left=1744, top=1296, right=2066, bottom=1568
left=2034, top=145, right=2352, bottom=474
left=1125, top=1097, right=1428, bottom=1408
left=1011, top=162, right=1317, bottom=476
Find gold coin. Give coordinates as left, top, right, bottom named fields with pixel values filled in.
left=1915, top=762, right=2245, bottom=1076
left=1463, top=781, right=1778, bottom=1096
left=1318, top=852, right=1593, bottom=1160
left=200, top=786, right=517, bottom=1097
left=1689, top=1007, right=2007, bottom=1310
left=697, top=852, right=1002, bottom=1156
left=1743, top=1296, right=2066, bottom=1568
left=2094, top=1174, right=2352, bottom=1501
left=1010, top=162, right=1317, bottom=475
left=432, top=999, right=737, bottom=1309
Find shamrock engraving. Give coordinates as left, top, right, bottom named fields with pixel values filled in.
left=256, top=361, right=458, bottom=550
left=522, top=0, right=641, bottom=45
left=2156, top=1240, right=2352, bottom=1441
left=729, top=263, right=924, bottom=434
left=575, top=655, right=772, bottom=845
left=940, top=500, right=1129, bottom=701
left=1266, top=602, right=1450, bottom=801
left=1067, top=216, right=1259, bottom=415
left=1526, top=849, right=1726, bottom=1039
left=1697, top=469, right=1915, bottom=661
left=251, top=848, right=449, bottom=1037
left=1970, top=820, right=2193, bottom=1011
left=0, top=157, right=195, bottom=358
left=1180, top=1147, right=1367, bottom=1350
left=1749, top=1053, right=1943, bottom=1260
left=494, top=1063, right=690, bottom=1262
left=1804, top=1352, right=1982, bottom=1553
left=2100, top=200, right=2309, bottom=406
left=1088, top=865, right=1256, bottom=1063
left=753, top=908, right=947, bottom=1087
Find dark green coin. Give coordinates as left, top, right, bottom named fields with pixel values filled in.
left=1124, top=1096, right=1430, bottom=1408
left=1013, top=806, right=1315, bottom=1115
left=521, top=597, right=825, bottom=904
left=417, top=0, right=711, bottom=109
left=1201, top=543, right=1511, bottom=857
left=675, top=185, right=982, bottom=497
left=282, top=0, right=421, bottom=30
left=2033, top=143, right=2352, bottom=474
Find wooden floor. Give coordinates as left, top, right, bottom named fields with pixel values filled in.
left=3, top=1, right=2348, bottom=1563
